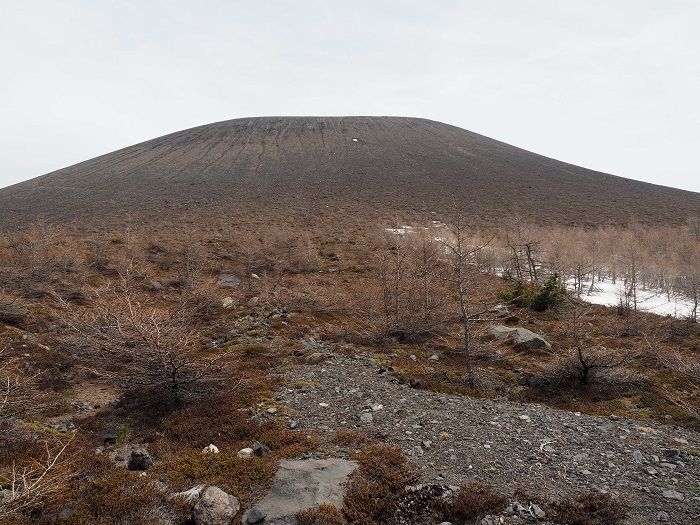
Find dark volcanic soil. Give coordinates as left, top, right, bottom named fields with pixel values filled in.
left=1, top=117, right=698, bottom=229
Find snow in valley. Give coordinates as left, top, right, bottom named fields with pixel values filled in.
left=568, top=277, right=698, bottom=320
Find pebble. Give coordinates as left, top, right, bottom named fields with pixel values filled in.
left=662, top=489, right=684, bottom=501
left=359, top=412, right=373, bottom=423
left=531, top=503, right=546, bottom=518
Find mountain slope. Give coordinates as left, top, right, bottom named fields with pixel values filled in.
left=1, top=116, right=698, bottom=229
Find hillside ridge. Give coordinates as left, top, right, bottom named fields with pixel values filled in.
left=1, top=116, right=698, bottom=229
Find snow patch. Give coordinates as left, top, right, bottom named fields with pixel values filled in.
left=567, top=278, right=697, bottom=320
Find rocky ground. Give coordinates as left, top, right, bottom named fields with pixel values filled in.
left=267, top=351, right=700, bottom=525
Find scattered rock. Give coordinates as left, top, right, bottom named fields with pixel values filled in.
left=237, top=448, right=254, bottom=458
left=657, top=511, right=670, bottom=522
left=662, top=489, right=684, bottom=501
left=202, top=444, right=219, bottom=454
left=51, top=421, right=76, bottom=433
left=218, top=273, right=241, bottom=288
left=193, top=486, right=240, bottom=525
left=661, top=448, right=680, bottom=462
left=359, top=412, right=373, bottom=424
left=428, top=354, right=439, bottom=362
left=531, top=503, right=546, bottom=518
left=489, top=326, right=551, bottom=351
left=244, top=506, right=267, bottom=524
left=252, top=441, right=271, bottom=457
left=221, top=297, right=235, bottom=308
left=632, top=450, right=644, bottom=462
left=127, top=448, right=153, bottom=471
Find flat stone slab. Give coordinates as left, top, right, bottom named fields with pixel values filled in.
left=243, top=458, right=357, bottom=524
left=490, top=325, right=551, bottom=351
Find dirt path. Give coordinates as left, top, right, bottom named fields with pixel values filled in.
left=271, top=353, right=700, bottom=524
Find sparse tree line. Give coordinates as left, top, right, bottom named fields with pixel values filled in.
left=429, top=219, right=700, bottom=322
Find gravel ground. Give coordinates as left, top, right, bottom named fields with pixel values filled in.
left=271, top=352, right=700, bottom=525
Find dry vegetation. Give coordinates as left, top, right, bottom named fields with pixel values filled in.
left=0, top=213, right=697, bottom=523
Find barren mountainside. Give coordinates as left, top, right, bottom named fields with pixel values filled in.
left=1, top=116, right=698, bottom=229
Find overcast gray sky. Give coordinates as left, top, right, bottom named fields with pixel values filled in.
left=1, top=0, right=699, bottom=191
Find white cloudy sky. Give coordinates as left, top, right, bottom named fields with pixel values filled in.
left=1, top=0, right=699, bottom=191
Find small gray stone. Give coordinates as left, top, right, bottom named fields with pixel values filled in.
left=252, top=441, right=271, bottom=457
left=632, top=450, right=644, bottom=462
left=359, top=412, right=373, bottom=423
left=531, top=503, right=546, bottom=518
left=662, top=448, right=680, bottom=461
left=127, top=448, right=153, bottom=471
left=657, top=511, right=670, bottom=522
left=662, top=489, right=684, bottom=501
left=244, top=506, right=266, bottom=524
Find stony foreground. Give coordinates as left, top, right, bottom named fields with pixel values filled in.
left=268, top=353, right=700, bottom=524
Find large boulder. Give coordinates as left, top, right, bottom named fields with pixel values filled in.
left=193, top=486, right=240, bottom=525
left=489, top=326, right=551, bottom=351
left=242, top=458, right=357, bottom=524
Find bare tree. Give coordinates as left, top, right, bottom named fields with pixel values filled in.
left=566, top=303, right=630, bottom=385
left=56, top=280, right=235, bottom=408
left=0, top=352, right=43, bottom=422
left=436, top=206, right=493, bottom=383
left=0, top=438, right=73, bottom=521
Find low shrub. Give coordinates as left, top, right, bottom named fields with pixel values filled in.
left=553, top=492, right=627, bottom=525
left=447, top=482, right=508, bottom=523
left=296, top=504, right=348, bottom=525
left=343, top=444, right=417, bottom=523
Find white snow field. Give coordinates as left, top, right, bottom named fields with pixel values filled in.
left=568, top=278, right=697, bottom=320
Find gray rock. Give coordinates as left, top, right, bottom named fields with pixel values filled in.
left=661, top=448, right=680, bottom=462
left=657, top=511, right=670, bottom=522
left=252, top=441, right=271, bottom=457
left=489, top=326, right=551, bottom=351
left=531, top=503, right=546, bottom=518
left=127, top=448, right=153, bottom=471
left=244, top=506, right=267, bottom=524
left=193, top=486, right=240, bottom=525
left=359, top=412, right=373, bottom=423
left=242, top=459, right=356, bottom=524
left=632, top=450, right=644, bottom=462
left=218, top=273, right=241, bottom=287
left=662, top=489, right=684, bottom=501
